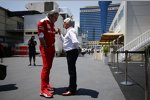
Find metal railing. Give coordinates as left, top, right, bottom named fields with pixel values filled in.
left=118, top=29, right=150, bottom=61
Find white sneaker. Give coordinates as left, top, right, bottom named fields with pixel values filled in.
left=40, top=89, right=53, bottom=98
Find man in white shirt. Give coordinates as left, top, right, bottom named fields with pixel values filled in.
left=59, top=18, right=80, bottom=96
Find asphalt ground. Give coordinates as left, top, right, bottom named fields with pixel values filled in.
left=0, top=55, right=125, bottom=100
left=109, top=61, right=150, bottom=100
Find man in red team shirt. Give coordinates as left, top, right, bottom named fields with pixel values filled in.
left=37, top=10, right=59, bottom=98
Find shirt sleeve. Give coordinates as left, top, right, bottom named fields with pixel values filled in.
left=38, top=21, right=44, bottom=37
left=39, top=32, right=44, bottom=39
left=60, top=34, right=64, bottom=42
left=69, top=29, right=79, bottom=44
left=69, top=29, right=79, bottom=48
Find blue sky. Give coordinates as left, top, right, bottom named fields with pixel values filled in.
left=0, top=0, right=99, bottom=27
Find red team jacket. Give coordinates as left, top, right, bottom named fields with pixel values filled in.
left=37, top=17, right=55, bottom=47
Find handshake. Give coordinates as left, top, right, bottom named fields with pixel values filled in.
left=55, top=28, right=61, bottom=35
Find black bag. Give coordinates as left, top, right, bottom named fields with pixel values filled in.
left=0, top=64, right=7, bottom=80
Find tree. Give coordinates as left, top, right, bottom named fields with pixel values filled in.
left=103, top=45, right=109, bottom=57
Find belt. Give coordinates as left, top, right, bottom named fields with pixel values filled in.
left=48, top=44, right=54, bottom=47
left=41, top=44, right=54, bottom=48
left=66, top=49, right=78, bottom=53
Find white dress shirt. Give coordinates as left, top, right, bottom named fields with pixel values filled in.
left=60, top=27, right=79, bottom=51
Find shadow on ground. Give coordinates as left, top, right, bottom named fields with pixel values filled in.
left=34, top=64, right=42, bottom=67
left=54, top=87, right=99, bottom=98
left=27, top=64, right=42, bottom=67
left=0, top=84, right=18, bottom=92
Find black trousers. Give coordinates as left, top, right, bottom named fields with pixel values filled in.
left=29, top=51, right=36, bottom=64
left=66, top=49, right=79, bottom=92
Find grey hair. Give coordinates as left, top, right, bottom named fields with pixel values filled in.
left=64, top=17, right=74, bottom=26
left=47, top=10, right=59, bottom=17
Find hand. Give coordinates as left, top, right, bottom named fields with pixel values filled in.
left=56, top=28, right=61, bottom=35
left=77, top=47, right=81, bottom=53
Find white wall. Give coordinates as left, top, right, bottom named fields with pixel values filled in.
left=126, top=1, right=150, bottom=44
left=25, top=2, right=59, bottom=13
left=25, top=2, right=44, bottom=13
left=24, top=14, right=46, bottom=31
left=110, top=1, right=150, bottom=47
left=109, top=1, right=126, bottom=36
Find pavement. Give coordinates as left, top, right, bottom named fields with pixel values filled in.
left=109, top=62, right=150, bottom=100
left=0, top=55, right=125, bottom=100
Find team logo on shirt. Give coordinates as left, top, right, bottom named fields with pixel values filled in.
left=47, top=24, right=51, bottom=29
left=39, top=26, right=43, bottom=30
left=47, top=24, right=52, bottom=33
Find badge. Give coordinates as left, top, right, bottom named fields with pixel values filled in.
left=47, top=24, right=51, bottom=29
left=39, top=26, right=43, bottom=30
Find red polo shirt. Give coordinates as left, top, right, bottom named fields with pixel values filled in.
left=38, top=17, right=55, bottom=47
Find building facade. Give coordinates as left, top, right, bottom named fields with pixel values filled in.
left=109, top=1, right=150, bottom=50
left=100, top=3, right=120, bottom=33
left=0, top=7, right=24, bottom=56
left=25, top=2, right=59, bottom=13
left=80, top=3, right=120, bottom=48
left=80, top=6, right=101, bottom=48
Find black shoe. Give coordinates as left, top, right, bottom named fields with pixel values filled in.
left=28, top=64, right=31, bottom=66
left=34, top=63, right=36, bottom=66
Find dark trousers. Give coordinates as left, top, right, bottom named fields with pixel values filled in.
left=66, top=49, right=79, bottom=92
left=29, top=51, right=36, bottom=64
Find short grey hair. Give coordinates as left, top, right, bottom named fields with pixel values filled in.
left=47, top=10, right=59, bottom=17
left=64, top=18, right=74, bottom=26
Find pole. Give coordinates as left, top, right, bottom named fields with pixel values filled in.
left=112, top=50, right=117, bottom=69
left=120, top=50, right=133, bottom=85
left=144, top=50, right=149, bottom=100
left=114, top=51, right=123, bottom=74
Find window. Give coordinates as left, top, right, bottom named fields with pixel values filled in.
left=25, top=32, right=32, bottom=35
left=34, top=32, right=38, bottom=34
left=17, top=22, right=23, bottom=29
left=118, top=7, right=124, bottom=22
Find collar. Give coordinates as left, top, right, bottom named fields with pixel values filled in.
left=67, top=27, right=73, bottom=32
left=45, top=16, right=51, bottom=23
